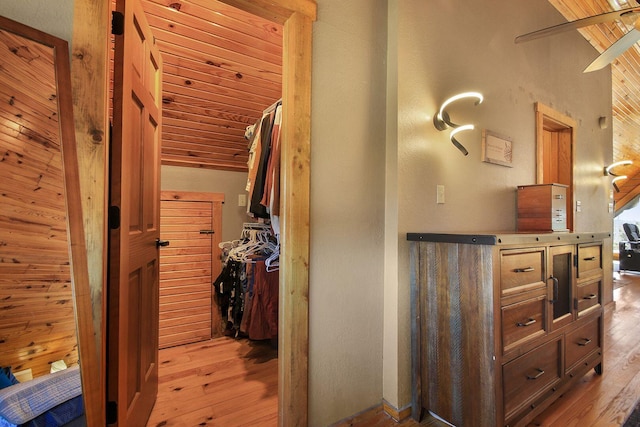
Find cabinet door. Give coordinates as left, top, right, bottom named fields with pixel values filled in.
left=548, top=245, right=575, bottom=331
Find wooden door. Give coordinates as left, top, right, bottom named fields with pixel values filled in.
left=108, top=0, right=163, bottom=424
left=535, top=103, right=576, bottom=231
left=159, top=191, right=224, bottom=348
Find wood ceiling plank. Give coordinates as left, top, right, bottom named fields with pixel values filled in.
left=162, top=156, right=248, bottom=171
left=160, top=98, right=262, bottom=126
left=143, top=3, right=282, bottom=62
left=162, top=123, right=248, bottom=141
left=143, top=0, right=283, bottom=46
left=162, top=59, right=281, bottom=98
left=155, top=32, right=281, bottom=81
left=161, top=139, right=246, bottom=153
left=162, top=74, right=277, bottom=112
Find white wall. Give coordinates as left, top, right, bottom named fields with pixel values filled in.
left=309, top=0, right=388, bottom=425
left=161, top=165, right=252, bottom=242
left=0, top=0, right=74, bottom=42
left=386, top=0, right=613, bottom=414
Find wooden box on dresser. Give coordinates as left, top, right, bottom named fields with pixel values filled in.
left=407, top=231, right=610, bottom=427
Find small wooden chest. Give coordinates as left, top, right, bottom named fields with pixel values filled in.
left=517, top=183, right=568, bottom=232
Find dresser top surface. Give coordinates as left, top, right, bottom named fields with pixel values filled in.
left=406, top=231, right=611, bottom=245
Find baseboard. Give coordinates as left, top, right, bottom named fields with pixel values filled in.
left=382, top=400, right=412, bottom=423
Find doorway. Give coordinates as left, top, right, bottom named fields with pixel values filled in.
left=70, top=0, right=315, bottom=425
left=535, top=102, right=576, bottom=231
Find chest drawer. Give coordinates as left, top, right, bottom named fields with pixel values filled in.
left=500, top=248, right=545, bottom=297
left=503, top=337, right=561, bottom=419
left=502, top=295, right=546, bottom=354
left=577, top=244, right=602, bottom=279
left=566, top=316, right=601, bottom=372
left=576, top=279, right=601, bottom=317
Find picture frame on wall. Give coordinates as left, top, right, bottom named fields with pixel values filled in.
left=481, top=129, right=513, bottom=167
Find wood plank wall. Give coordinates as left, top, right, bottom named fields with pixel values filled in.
left=159, top=191, right=224, bottom=348
left=0, top=29, right=78, bottom=378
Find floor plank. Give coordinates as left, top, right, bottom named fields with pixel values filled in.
left=146, top=337, right=277, bottom=427
left=147, top=273, right=640, bottom=426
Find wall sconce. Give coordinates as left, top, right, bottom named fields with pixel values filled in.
left=604, top=160, right=632, bottom=192
left=433, top=92, right=484, bottom=156
left=612, top=175, right=628, bottom=193
left=604, top=160, right=632, bottom=176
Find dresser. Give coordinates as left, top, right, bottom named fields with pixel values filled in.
left=408, top=232, right=609, bottom=427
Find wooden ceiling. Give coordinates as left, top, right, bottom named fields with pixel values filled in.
left=140, top=0, right=282, bottom=172
left=549, top=0, right=640, bottom=210
left=138, top=0, right=640, bottom=207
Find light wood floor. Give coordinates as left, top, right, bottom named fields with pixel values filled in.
left=146, top=337, right=278, bottom=426
left=147, top=273, right=640, bottom=427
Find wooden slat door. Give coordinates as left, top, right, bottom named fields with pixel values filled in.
left=159, top=191, right=224, bottom=348
left=108, top=0, right=163, bottom=424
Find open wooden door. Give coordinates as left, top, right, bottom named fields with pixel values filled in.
left=108, top=0, right=163, bottom=424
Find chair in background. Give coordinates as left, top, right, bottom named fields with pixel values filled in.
left=619, top=223, right=640, bottom=273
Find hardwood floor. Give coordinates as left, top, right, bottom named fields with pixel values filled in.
left=147, top=273, right=640, bottom=427
left=146, top=337, right=278, bottom=426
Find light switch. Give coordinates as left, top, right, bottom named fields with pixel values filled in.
left=576, top=200, right=582, bottom=213
left=238, top=194, right=247, bottom=207
left=437, top=185, right=445, bottom=204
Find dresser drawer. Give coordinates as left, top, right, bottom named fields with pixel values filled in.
left=501, top=248, right=545, bottom=297
left=566, top=316, right=601, bottom=372
left=576, top=279, right=601, bottom=316
left=577, top=244, right=602, bottom=279
left=503, top=337, right=561, bottom=419
left=502, top=295, right=546, bottom=353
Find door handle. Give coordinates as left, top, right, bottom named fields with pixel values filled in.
left=549, top=276, right=559, bottom=303
left=156, top=238, right=170, bottom=248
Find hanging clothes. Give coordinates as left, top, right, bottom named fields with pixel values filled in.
left=214, top=223, right=279, bottom=340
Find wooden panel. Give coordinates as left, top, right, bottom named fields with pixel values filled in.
left=501, top=296, right=546, bottom=354
left=0, top=26, right=77, bottom=379
left=503, top=337, right=562, bottom=421
left=565, top=316, right=601, bottom=372
left=139, top=0, right=284, bottom=171
left=576, top=278, right=601, bottom=316
left=159, top=192, right=224, bottom=348
left=422, top=242, right=497, bottom=426
left=500, top=248, right=546, bottom=296
left=577, top=243, right=603, bottom=279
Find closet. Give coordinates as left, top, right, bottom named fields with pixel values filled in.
left=132, top=0, right=284, bottom=424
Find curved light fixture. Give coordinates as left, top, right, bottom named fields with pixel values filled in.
left=449, top=124, right=474, bottom=156
left=604, top=159, right=633, bottom=176
left=612, top=175, right=628, bottom=192
left=433, top=92, right=483, bottom=155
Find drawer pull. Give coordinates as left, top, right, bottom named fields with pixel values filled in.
left=526, top=368, right=545, bottom=380
left=516, top=318, right=537, bottom=327
left=583, top=294, right=597, bottom=300
left=583, top=256, right=596, bottom=261
left=514, top=267, right=535, bottom=273
left=578, top=338, right=592, bottom=347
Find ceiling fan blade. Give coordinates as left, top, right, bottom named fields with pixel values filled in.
left=515, top=7, right=640, bottom=43
left=583, top=28, right=640, bottom=72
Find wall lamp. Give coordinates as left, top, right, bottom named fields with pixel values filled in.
left=433, top=92, right=484, bottom=156
left=604, top=159, right=632, bottom=176
left=604, top=160, right=632, bottom=192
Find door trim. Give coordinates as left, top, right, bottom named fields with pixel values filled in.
left=71, top=1, right=316, bottom=425
left=535, top=102, right=576, bottom=231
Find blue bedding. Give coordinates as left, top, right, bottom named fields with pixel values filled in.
left=0, top=366, right=83, bottom=427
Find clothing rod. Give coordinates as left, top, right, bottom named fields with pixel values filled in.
left=263, top=98, right=282, bottom=115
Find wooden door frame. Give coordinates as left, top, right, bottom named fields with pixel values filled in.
left=71, top=0, right=316, bottom=425
left=535, top=102, right=576, bottom=232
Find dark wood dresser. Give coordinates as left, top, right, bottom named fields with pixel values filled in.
left=408, top=232, right=610, bottom=427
